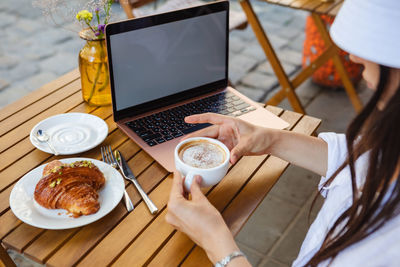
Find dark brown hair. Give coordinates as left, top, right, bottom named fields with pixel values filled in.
left=307, top=65, right=400, bottom=266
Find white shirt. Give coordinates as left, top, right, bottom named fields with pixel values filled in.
left=292, top=132, right=400, bottom=267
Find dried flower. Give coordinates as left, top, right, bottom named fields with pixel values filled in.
left=98, top=24, right=105, bottom=33
left=33, top=0, right=114, bottom=39
left=76, top=10, right=93, bottom=22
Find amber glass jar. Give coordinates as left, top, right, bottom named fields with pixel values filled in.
left=78, top=29, right=111, bottom=106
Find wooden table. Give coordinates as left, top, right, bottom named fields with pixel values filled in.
left=239, top=0, right=362, bottom=114
left=0, top=69, right=320, bottom=267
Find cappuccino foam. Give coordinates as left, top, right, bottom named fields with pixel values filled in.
left=179, top=141, right=225, bottom=169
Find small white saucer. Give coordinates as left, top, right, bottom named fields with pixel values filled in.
left=30, top=113, right=108, bottom=155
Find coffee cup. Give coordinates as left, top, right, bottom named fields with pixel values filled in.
left=175, top=137, right=230, bottom=192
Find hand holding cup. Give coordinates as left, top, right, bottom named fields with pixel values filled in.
left=174, top=137, right=230, bottom=191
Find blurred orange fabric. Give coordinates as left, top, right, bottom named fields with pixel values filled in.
left=302, top=15, right=362, bottom=88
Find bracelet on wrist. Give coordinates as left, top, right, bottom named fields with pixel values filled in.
left=214, top=251, right=247, bottom=267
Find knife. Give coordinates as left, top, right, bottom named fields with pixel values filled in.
left=115, top=150, right=158, bottom=214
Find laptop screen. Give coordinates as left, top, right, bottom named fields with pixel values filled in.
left=106, top=1, right=228, bottom=121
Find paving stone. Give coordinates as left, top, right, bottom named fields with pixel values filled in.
left=3, top=29, right=24, bottom=48
left=259, top=258, right=289, bottom=267
left=269, top=165, right=321, bottom=207
left=258, top=10, right=292, bottom=26
left=14, top=2, right=44, bottom=19
left=3, top=62, right=40, bottom=81
left=0, top=86, right=30, bottom=109
left=278, top=48, right=303, bottom=65
left=21, top=72, right=57, bottom=91
left=8, top=249, right=43, bottom=267
left=25, top=43, right=57, bottom=61
left=306, top=88, right=357, bottom=133
left=241, top=72, right=278, bottom=91
left=0, top=55, right=18, bottom=70
left=275, top=25, right=302, bottom=40
left=56, top=38, right=88, bottom=55
left=286, top=14, right=307, bottom=31
left=0, top=79, right=10, bottom=90
left=237, top=242, right=263, bottom=266
left=229, top=35, right=245, bottom=53
left=0, top=13, right=18, bottom=27
left=229, top=54, right=259, bottom=85
left=232, top=27, right=256, bottom=42
left=35, top=28, right=73, bottom=45
left=271, top=209, right=313, bottom=265
left=287, top=33, right=305, bottom=53
left=236, top=195, right=299, bottom=253
left=293, top=78, right=323, bottom=106
left=268, top=34, right=289, bottom=50
left=256, top=60, right=298, bottom=77
left=235, top=84, right=266, bottom=102
left=39, top=52, right=78, bottom=76
left=261, top=21, right=284, bottom=35
left=242, top=42, right=267, bottom=62
left=13, top=18, right=43, bottom=36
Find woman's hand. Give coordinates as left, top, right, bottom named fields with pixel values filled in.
left=184, top=113, right=275, bottom=164
left=166, top=173, right=249, bottom=265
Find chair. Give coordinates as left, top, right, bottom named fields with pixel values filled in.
left=239, top=0, right=363, bottom=114
left=119, top=0, right=248, bottom=32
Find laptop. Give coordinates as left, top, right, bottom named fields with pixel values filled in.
left=105, top=0, right=289, bottom=172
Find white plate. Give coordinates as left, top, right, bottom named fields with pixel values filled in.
left=30, top=113, right=108, bottom=155
left=9, top=158, right=125, bottom=230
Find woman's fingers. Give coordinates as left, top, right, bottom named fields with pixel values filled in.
left=230, top=138, right=252, bottom=164
left=171, top=172, right=184, bottom=197
left=190, top=175, right=206, bottom=201
left=185, top=113, right=234, bottom=126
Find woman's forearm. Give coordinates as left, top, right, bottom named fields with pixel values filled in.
left=268, top=129, right=328, bottom=176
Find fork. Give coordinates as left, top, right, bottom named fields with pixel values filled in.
left=101, top=146, right=134, bottom=212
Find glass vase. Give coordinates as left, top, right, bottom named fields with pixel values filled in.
left=78, top=29, right=111, bottom=106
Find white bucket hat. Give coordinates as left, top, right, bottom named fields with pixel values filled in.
left=330, top=0, right=400, bottom=69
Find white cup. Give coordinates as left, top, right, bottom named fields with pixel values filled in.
left=175, top=137, right=230, bottom=192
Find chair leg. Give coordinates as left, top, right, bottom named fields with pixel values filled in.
left=311, top=13, right=363, bottom=112
left=120, top=0, right=135, bottom=19
left=239, top=0, right=305, bottom=114
left=0, top=245, right=16, bottom=267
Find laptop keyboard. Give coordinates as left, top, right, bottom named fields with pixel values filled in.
left=125, top=91, right=256, bottom=147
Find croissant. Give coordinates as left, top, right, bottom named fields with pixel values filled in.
left=34, top=160, right=106, bottom=217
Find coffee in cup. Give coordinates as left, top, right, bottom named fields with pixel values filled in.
left=178, top=140, right=226, bottom=169
left=175, top=137, right=230, bottom=192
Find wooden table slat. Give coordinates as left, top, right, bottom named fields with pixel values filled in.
left=0, top=112, right=115, bottom=196
left=181, top=113, right=320, bottom=265
left=290, top=0, right=314, bottom=9
left=0, top=128, right=128, bottom=240
left=1, top=67, right=322, bottom=266
left=44, top=164, right=168, bottom=266
left=22, top=139, right=143, bottom=263
left=0, top=69, right=80, bottom=123
left=0, top=90, right=83, bottom=154
left=0, top=210, right=21, bottom=240
left=147, top=110, right=302, bottom=266
left=2, top=129, right=131, bottom=252
left=265, top=105, right=283, bottom=115
left=0, top=79, right=82, bottom=137
left=76, top=176, right=173, bottom=267
left=328, top=1, right=343, bottom=16
left=0, top=103, right=98, bottom=173
left=297, top=0, right=323, bottom=11
left=277, top=0, right=299, bottom=7
left=0, top=105, right=114, bottom=203
left=315, top=0, right=342, bottom=14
